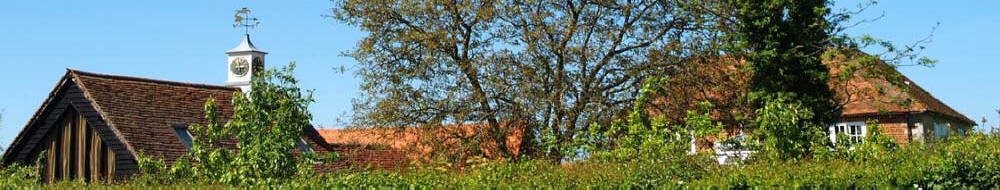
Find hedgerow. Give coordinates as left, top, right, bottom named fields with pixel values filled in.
left=1, top=131, right=996, bottom=188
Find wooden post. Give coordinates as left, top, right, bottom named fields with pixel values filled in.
left=108, top=147, right=118, bottom=181
left=77, top=114, right=86, bottom=180
left=107, top=147, right=115, bottom=180
left=90, top=128, right=101, bottom=181
left=61, top=113, right=71, bottom=180
left=99, top=141, right=108, bottom=181
left=46, top=139, right=56, bottom=182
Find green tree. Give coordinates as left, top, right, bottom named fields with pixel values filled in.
left=332, top=0, right=707, bottom=161
left=181, top=63, right=317, bottom=185
left=721, top=0, right=839, bottom=159
left=589, top=78, right=722, bottom=162
left=720, top=0, right=935, bottom=159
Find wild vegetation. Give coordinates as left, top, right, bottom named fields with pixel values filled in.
left=0, top=92, right=997, bottom=188
left=0, top=0, right=997, bottom=189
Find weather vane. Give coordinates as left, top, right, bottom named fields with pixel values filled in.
left=233, top=7, right=260, bottom=35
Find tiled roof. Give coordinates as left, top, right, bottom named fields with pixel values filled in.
left=651, top=52, right=974, bottom=126
left=67, top=70, right=343, bottom=164
left=314, top=145, right=408, bottom=172
left=68, top=70, right=241, bottom=163
left=825, top=54, right=975, bottom=124
left=317, top=123, right=526, bottom=166
left=3, top=69, right=382, bottom=172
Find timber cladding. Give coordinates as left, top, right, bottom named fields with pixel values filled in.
left=41, top=107, right=115, bottom=182
left=3, top=75, right=137, bottom=181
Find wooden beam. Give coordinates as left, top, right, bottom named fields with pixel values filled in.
left=99, top=140, right=108, bottom=181
left=90, top=127, right=100, bottom=181
left=106, top=146, right=115, bottom=181
left=68, top=112, right=77, bottom=180
left=46, top=138, right=56, bottom=182
left=60, top=113, right=70, bottom=180
left=77, top=113, right=85, bottom=181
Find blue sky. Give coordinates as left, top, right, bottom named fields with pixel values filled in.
left=0, top=1, right=997, bottom=146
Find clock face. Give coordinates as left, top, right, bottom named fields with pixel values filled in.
left=230, top=58, right=250, bottom=77
left=252, top=57, right=264, bottom=75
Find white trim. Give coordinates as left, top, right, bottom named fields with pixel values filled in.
left=829, top=121, right=866, bottom=145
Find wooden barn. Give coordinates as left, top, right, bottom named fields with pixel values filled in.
left=1, top=35, right=403, bottom=182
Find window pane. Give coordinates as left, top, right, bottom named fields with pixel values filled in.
left=172, top=125, right=193, bottom=149
left=297, top=138, right=313, bottom=153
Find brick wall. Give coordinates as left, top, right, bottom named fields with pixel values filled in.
left=840, top=114, right=912, bottom=144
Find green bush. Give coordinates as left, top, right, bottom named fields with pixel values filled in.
left=2, top=132, right=998, bottom=188
left=694, top=132, right=1000, bottom=189
left=0, top=164, right=40, bottom=189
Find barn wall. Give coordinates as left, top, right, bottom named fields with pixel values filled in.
left=38, top=108, right=116, bottom=182
left=4, top=80, right=138, bottom=182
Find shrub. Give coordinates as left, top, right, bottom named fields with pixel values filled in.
left=10, top=132, right=1000, bottom=188
left=752, top=93, right=829, bottom=161
left=0, top=164, right=40, bottom=189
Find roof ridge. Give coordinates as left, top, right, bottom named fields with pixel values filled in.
left=67, top=69, right=239, bottom=91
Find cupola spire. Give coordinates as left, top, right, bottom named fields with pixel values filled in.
left=225, top=7, right=266, bottom=92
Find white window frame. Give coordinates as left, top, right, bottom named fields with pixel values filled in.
left=829, top=121, right=866, bottom=145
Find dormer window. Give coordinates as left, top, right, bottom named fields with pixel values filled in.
left=172, top=124, right=194, bottom=149
left=297, top=138, right=313, bottom=153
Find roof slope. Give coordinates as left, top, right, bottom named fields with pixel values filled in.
left=69, top=70, right=240, bottom=163
left=4, top=69, right=342, bottom=171
left=826, top=54, right=974, bottom=124
left=318, top=123, right=526, bottom=163
left=650, top=52, right=974, bottom=126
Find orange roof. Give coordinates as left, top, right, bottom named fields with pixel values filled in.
left=318, top=123, right=525, bottom=164
left=651, top=52, right=974, bottom=126
left=825, top=53, right=974, bottom=124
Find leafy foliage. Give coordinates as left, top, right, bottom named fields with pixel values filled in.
left=0, top=164, right=38, bottom=188
left=1, top=0, right=981, bottom=188
left=752, top=94, right=829, bottom=160
left=584, top=78, right=721, bottom=162
left=332, top=0, right=713, bottom=161
left=19, top=132, right=989, bottom=188
left=140, top=63, right=325, bottom=186
left=225, top=63, right=317, bottom=185
left=721, top=0, right=841, bottom=160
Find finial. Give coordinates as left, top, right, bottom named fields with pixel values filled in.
left=233, top=7, right=260, bottom=35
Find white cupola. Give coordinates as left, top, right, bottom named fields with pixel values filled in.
left=225, top=34, right=266, bottom=92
